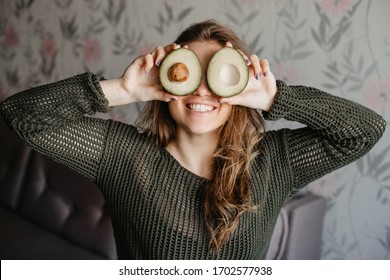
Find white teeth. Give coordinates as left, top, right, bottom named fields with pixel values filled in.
left=188, top=104, right=214, bottom=112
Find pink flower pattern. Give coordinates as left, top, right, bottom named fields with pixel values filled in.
left=40, top=37, right=57, bottom=60
left=4, top=25, right=19, bottom=47
left=321, top=0, right=354, bottom=17
left=83, top=37, right=102, bottom=63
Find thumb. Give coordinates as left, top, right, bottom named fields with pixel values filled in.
left=219, top=95, right=241, bottom=106
left=154, top=90, right=178, bottom=103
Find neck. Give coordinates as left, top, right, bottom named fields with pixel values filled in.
left=166, top=128, right=219, bottom=179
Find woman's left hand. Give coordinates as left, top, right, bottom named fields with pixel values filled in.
left=218, top=43, right=277, bottom=111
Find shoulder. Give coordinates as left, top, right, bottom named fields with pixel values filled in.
left=103, top=120, right=160, bottom=156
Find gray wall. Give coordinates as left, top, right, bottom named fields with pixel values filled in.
left=0, top=0, right=389, bottom=259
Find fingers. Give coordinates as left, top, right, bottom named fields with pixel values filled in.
left=141, top=43, right=181, bottom=74
left=250, top=55, right=271, bottom=79
left=144, top=54, right=154, bottom=74
left=151, top=45, right=164, bottom=67
left=260, top=58, right=270, bottom=77
left=225, top=41, right=233, bottom=48
left=224, top=41, right=271, bottom=79
left=249, top=54, right=260, bottom=79
left=152, top=83, right=180, bottom=103
left=154, top=90, right=179, bottom=103
left=225, top=41, right=250, bottom=66
left=163, top=42, right=181, bottom=52
left=149, top=43, right=183, bottom=68
left=239, top=50, right=250, bottom=66
left=158, top=92, right=178, bottom=102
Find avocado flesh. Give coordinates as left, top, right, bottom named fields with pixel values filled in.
left=159, top=48, right=202, bottom=96
left=207, top=48, right=249, bottom=97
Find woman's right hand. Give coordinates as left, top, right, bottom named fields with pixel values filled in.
left=121, top=43, right=181, bottom=102
left=100, top=43, right=180, bottom=107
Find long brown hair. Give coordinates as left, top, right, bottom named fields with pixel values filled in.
left=136, top=20, right=264, bottom=252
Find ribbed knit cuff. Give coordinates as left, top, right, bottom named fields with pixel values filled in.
left=262, top=80, right=290, bottom=121
left=84, top=72, right=110, bottom=113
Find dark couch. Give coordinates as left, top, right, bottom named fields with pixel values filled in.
left=0, top=117, right=326, bottom=260
left=0, top=118, right=116, bottom=259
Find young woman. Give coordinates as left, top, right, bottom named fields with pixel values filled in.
left=0, top=20, right=386, bottom=259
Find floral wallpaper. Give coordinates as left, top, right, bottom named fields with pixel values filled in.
left=0, top=0, right=389, bottom=259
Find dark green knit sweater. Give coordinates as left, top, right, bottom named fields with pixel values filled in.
left=0, top=73, right=386, bottom=259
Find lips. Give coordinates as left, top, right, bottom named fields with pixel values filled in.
left=186, top=103, right=216, bottom=112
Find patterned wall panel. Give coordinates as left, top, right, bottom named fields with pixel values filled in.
left=0, top=0, right=389, bottom=259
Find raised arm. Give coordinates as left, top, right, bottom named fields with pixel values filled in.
left=265, top=80, right=386, bottom=193
left=219, top=50, right=386, bottom=194
left=0, top=73, right=112, bottom=181
left=0, top=43, right=179, bottom=182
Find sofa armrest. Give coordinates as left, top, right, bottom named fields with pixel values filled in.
left=266, top=193, right=326, bottom=260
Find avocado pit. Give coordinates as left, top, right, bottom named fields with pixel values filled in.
left=168, top=63, right=189, bottom=83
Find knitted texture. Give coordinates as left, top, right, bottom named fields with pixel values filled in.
left=0, top=73, right=386, bottom=259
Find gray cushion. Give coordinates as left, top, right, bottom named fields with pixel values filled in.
left=266, top=194, right=326, bottom=259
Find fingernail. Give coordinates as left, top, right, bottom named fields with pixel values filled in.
left=263, top=71, right=268, bottom=77
left=156, top=60, right=161, bottom=67
left=256, top=73, right=260, bottom=80
left=245, top=58, right=250, bottom=65
left=145, top=69, right=150, bottom=75
left=171, top=98, right=177, bottom=102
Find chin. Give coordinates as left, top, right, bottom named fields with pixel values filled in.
left=183, top=123, right=221, bottom=136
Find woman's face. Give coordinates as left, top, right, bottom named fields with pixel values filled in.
left=167, top=41, right=232, bottom=136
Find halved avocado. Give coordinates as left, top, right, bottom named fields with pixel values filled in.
left=207, top=48, right=249, bottom=97
left=159, top=48, right=202, bottom=96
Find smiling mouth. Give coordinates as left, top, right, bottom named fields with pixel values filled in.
left=186, top=104, right=216, bottom=112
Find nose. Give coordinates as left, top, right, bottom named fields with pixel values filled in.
left=192, top=76, right=212, bottom=97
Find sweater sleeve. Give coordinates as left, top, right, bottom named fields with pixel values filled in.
left=0, top=72, right=111, bottom=182
left=264, top=80, right=386, bottom=194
